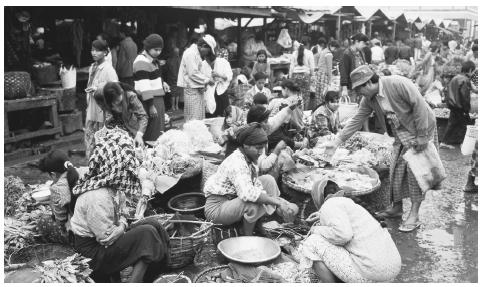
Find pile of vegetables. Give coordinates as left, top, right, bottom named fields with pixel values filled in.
left=4, top=178, right=53, bottom=261
left=183, top=120, right=220, bottom=153
left=268, top=262, right=312, bottom=283
left=4, top=217, right=39, bottom=262
left=34, top=254, right=93, bottom=283
left=340, top=133, right=393, bottom=167
left=4, top=176, right=27, bottom=216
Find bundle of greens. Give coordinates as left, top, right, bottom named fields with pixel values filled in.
left=34, top=254, right=93, bottom=283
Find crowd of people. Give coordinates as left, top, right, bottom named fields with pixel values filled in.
left=34, top=26, right=478, bottom=283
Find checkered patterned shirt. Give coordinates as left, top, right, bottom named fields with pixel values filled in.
left=203, top=149, right=265, bottom=202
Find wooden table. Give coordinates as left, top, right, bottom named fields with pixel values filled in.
left=4, top=95, right=62, bottom=144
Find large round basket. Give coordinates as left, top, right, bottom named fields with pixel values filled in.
left=167, top=220, right=213, bottom=269
left=5, top=71, right=35, bottom=99
left=9, top=244, right=75, bottom=266
left=282, top=165, right=380, bottom=197
left=153, top=273, right=192, bottom=283
left=193, top=265, right=280, bottom=283
left=167, top=192, right=205, bottom=214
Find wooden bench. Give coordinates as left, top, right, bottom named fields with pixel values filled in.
left=4, top=95, right=62, bottom=144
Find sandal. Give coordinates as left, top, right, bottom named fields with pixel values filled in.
left=398, top=221, right=422, bottom=232
left=375, top=210, right=403, bottom=218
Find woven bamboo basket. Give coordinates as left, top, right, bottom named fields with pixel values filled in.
left=166, top=219, right=213, bottom=269
left=282, top=166, right=381, bottom=197
left=193, top=264, right=320, bottom=283
left=5, top=71, right=35, bottom=99
left=9, top=243, right=75, bottom=265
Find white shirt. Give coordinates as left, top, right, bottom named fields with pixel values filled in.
left=177, top=44, right=210, bottom=89
left=290, top=48, right=315, bottom=77
left=371, top=46, right=385, bottom=63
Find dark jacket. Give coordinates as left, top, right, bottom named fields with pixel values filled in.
left=105, top=90, right=148, bottom=137
left=384, top=46, right=399, bottom=64
left=398, top=45, right=413, bottom=61
left=339, top=47, right=367, bottom=89
left=446, top=74, right=472, bottom=113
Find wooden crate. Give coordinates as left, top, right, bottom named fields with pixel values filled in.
left=37, top=87, right=77, bottom=112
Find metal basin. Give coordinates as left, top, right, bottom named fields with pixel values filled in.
left=217, top=236, right=281, bottom=264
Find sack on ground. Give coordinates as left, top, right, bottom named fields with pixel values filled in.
left=461, top=125, right=478, bottom=155
left=403, top=142, right=446, bottom=192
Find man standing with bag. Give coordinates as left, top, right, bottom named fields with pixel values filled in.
left=322, top=65, right=442, bottom=233
left=178, top=34, right=216, bottom=121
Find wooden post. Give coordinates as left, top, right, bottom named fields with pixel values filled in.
left=368, top=20, right=372, bottom=37
left=237, top=17, right=242, bottom=67
left=337, top=15, right=341, bottom=40
left=263, top=17, right=267, bottom=44
left=393, top=21, right=397, bottom=41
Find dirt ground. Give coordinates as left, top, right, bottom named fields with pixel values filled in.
left=4, top=144, right=477, bottom=283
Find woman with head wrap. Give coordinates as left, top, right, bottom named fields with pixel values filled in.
left=204, top=123, right=298, bottom=236
left=84, top=39, right=119, bottom=159
left=70, top=127, right=169, bottom=283
left=297, top=180, right=401, bottom=283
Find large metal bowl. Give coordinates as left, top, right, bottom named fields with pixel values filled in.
left=217, top=236, right=281, bottom=264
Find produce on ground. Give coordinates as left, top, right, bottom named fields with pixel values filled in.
left=34, top=253, right=93, bottom=283
left=268, top=261, right=312, bottom=283
left=4, top=176, right=27, bottom=216
left=183, top=120, right=221, bottom=153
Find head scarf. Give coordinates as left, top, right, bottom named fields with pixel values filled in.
left=236, top=123, right=268, bottom=146
left=73, top=126, right=141, bottom=196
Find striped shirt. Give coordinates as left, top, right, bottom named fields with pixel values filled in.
left=133, top=51, right=165, bottom=101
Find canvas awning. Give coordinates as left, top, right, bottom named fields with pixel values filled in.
left=171, top=6, right=275, bottom=17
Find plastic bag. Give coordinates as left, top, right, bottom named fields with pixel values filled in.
left=277, top=29, right=292, bottom=49
left=403, top=142, right=446, bottom=192
left=338, top=95, right=359, bottom=123
left=461, top=125, right=478, bottom=155
left=204, top=84, right=217, bottom=114
left=59, top=66, right=76, bottom=89
left=470, top=92, right=478, bottom=114
left=424, top=89, right=443, bottom=107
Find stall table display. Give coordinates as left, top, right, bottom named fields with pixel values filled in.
left=4, top=95, right=62, bottom=144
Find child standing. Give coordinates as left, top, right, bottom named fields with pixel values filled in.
left=245, top=72, right=272, bottom=107
left=251, top=49, right=271, bottom=80
left=84, top=39, right=118, bottom=159
left=133, top=34, right=170, bottom=142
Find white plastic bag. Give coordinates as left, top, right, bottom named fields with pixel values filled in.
left=59, top=66, right=76, bottom=89
left=461, top=125, right=478, bottom=155
left=470, top=92, right=478, bottom=114
left=277, top=29, right=292, bottom=49
left=403, top=142, right=446, bottom=192
left=204, top=84, right=217, bottom=114
left=338, top=95, right=359, bottom=123
left=424, top=89, right=443, bottom=107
